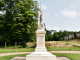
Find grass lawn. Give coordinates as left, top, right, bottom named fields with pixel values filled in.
left=53, top=53, right=80, bottom=60
left=0, top=53, right=80, bottom=60
left=0, top=54, right=28, bottom=60
left=47, top=47, right=80, bottom=51
left=0, top=47, right=80, bottom=53
left=0, top=48, right=35, bottom=53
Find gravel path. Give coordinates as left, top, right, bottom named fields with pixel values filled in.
left=0, top=52, right=31, bottom=57
left=0, top=51, right=80, bottom=57
left=49, top=51, right=80, bottom=54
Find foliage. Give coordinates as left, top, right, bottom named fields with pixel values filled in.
left=46, top=30, right=68, bottom=41
left=45, top=29, right=56, bottom=41
left=74, top=32, right=78, bottom=39
left=45, top=34, right=53, bottom=41
left=0, top=0, right=39, bottom=43
left=46, top=30, right=52, bottom=34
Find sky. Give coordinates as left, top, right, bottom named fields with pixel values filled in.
left=36, top=0, right=80, bottom=32
left=0, top=0, right=80, bottom=32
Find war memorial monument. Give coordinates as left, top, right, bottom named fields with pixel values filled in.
left=26, top=9, right=56, bottom=60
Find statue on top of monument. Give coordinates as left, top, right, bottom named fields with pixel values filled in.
left=38, top=9, right=44, bottom=30
left=37, top=2, right=44, bottom=30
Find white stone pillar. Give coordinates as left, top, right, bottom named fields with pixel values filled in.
left=35, top=30, right=47, bottom=52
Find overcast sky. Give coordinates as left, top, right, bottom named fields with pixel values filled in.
left=36, top=0, right=80, bottom=32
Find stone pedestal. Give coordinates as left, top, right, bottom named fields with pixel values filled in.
left=26, top=30, right=56, bottom=60
left=35, top=30, right=47, bottom=52
left=26, top=52, right=56, bottom=60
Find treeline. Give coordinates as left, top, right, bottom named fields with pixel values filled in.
left=0, top=0, right=39, bottom=45
left=45, top=29, right=80, bottom=41
left=45, top=30, right=68, bottom=41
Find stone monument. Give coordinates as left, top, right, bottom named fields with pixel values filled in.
left=26, top=9, right=56, bottom=60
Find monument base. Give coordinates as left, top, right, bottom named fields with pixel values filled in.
left=26, top=52, right=56, bottom=60
left=35, top=47, right=47, bottom=52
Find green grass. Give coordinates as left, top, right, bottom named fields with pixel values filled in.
left=0, top=48, right=35, bottom=53
left=47, top=47, right=80, bottom=51
left=53, top=53, right=80, bottom=60
left=0, top=54, right=28, bottom=60
left=0, top=53, right=80, bottom=60
left=0, top=47, right=80, bottom=53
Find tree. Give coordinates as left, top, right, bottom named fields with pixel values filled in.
left=46, top=30, right=52, bottom=34
left=53, top=32, right=59, bottom=41
left=0, top=0, right=39, bottom=43
left=62, top=30, right=68, bottom=37
left=46, top=34, right=53, bottom=41
left=74, top=32, right=77, bottom=39
left=0, top=0, right=19, bottom=43
left=50, top=30, right=56, bottom=34
left=52, top=30, right=68, bottom=41
left=12, top=0, right=39, bottom=42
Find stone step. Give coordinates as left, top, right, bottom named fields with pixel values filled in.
left=10, top=57, right=71, bottom=60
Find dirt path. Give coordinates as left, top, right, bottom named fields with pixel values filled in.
left=49, top=51, right=80, bottom=54
left=0, top=51, right=80, bottom=57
